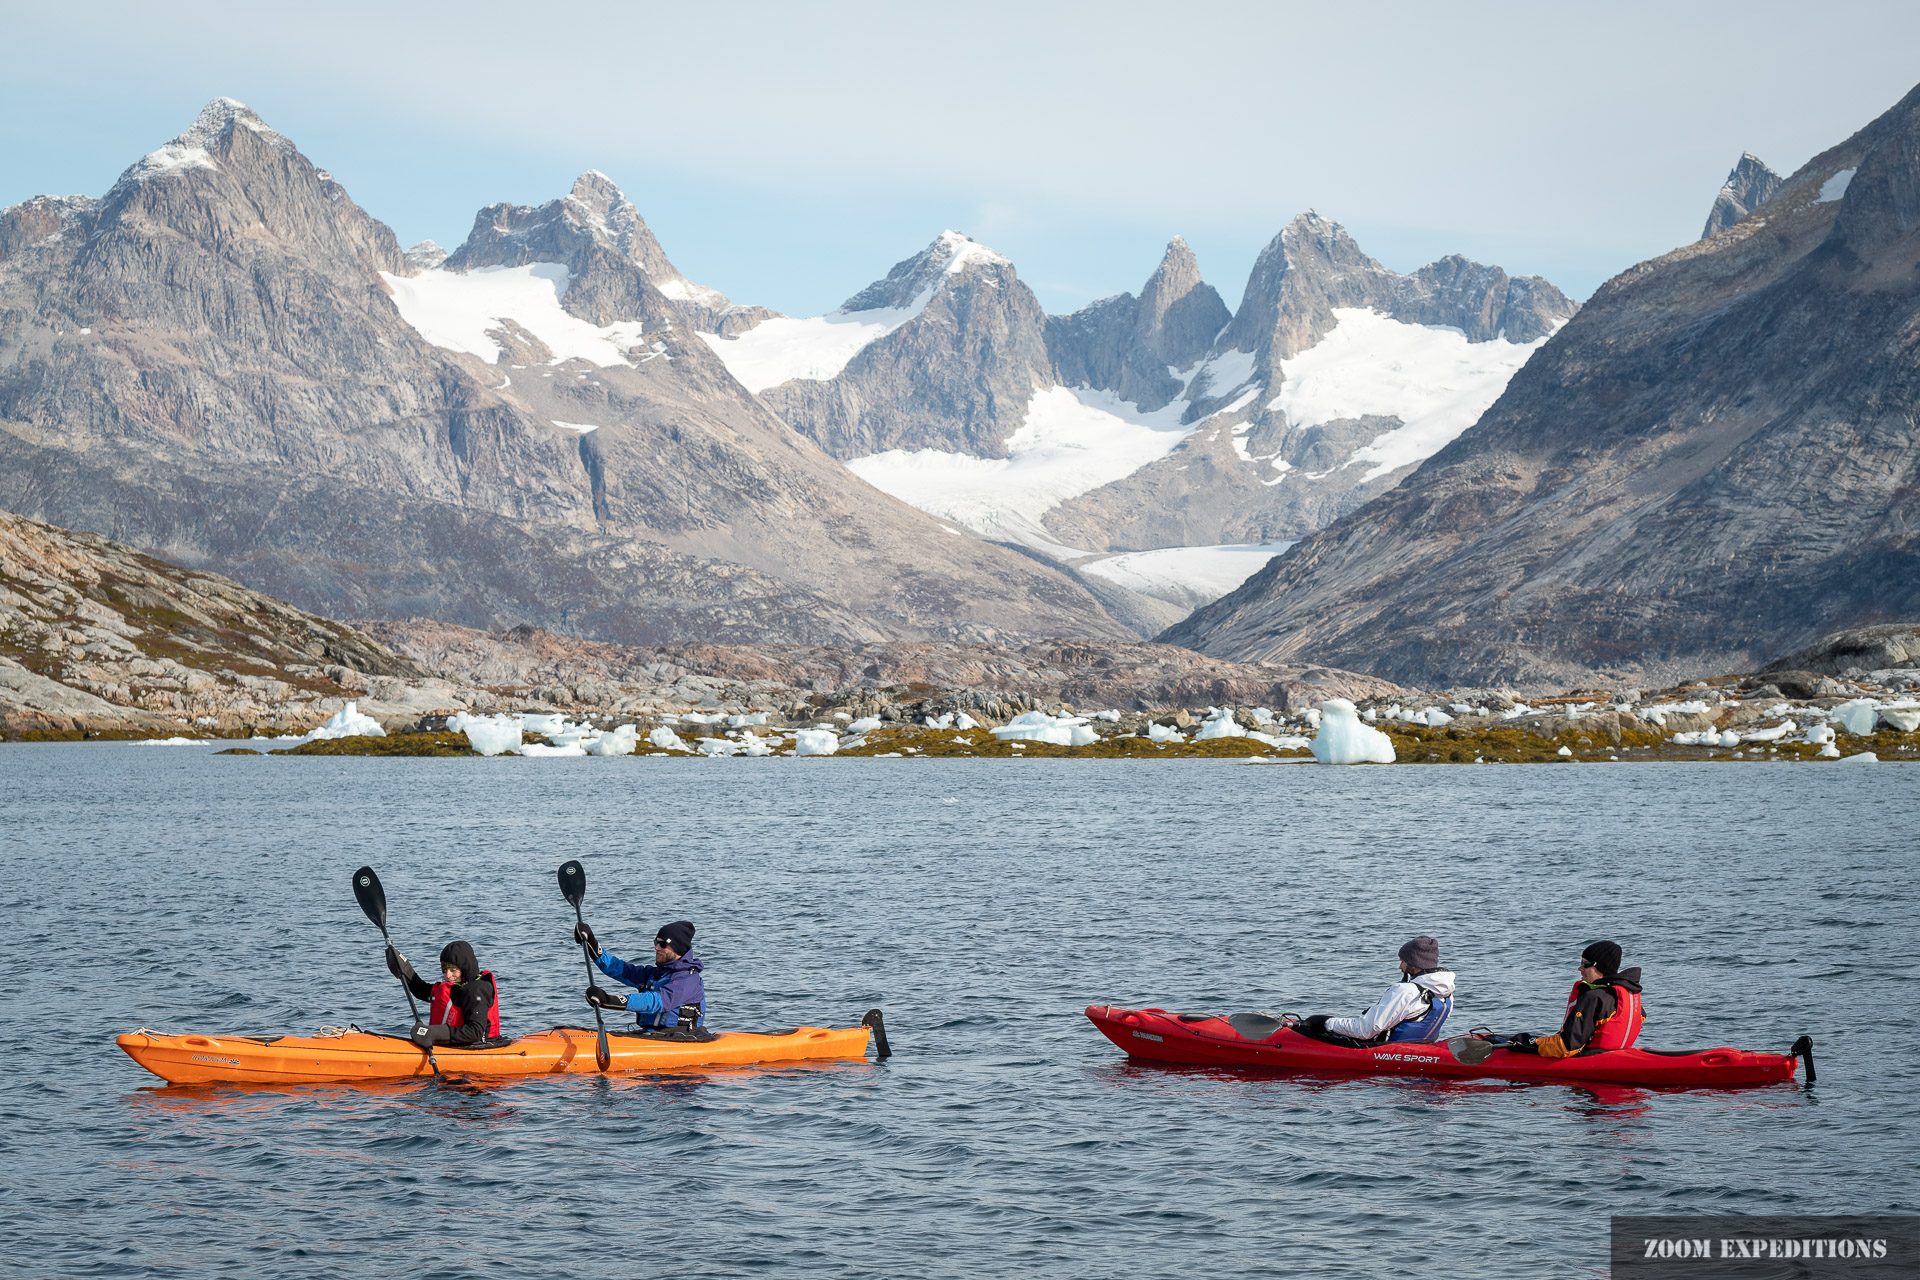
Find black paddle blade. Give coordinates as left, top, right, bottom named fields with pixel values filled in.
left=557, top=860, right=586, bottom=908
left=351, top=866, right=387, bottom=930
left=595, top=1026, right=611, bottom=1072
left=1446, top=1035, right=1497, bottom=1066
left=863, top=1008, right=892, bottom=1060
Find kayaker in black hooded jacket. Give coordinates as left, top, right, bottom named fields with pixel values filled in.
left=385, top=939, right=501, bottom=1047
left=1517, top=940, right=1644, bottom=1059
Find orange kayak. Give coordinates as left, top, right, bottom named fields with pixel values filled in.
left=118, top=1023, right=874, bottom=1086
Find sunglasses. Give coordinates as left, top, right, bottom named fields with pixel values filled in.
left=654, top=938, right=673, bottom=948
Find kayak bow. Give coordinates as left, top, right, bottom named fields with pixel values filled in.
left=1086, top=1005, right=1804, bottom=1088
left=119, top=1022, right=873, bottom=1086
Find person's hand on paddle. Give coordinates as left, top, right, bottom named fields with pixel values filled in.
left=1302, top=1014, right=1330, bottom=1034
left=573, top=921, right=601, bottom=959
left=585, top=985, right=626, bottom=1012
left=410, top=1022, right=449, bottom=1048
left=386, top=945, right=416, bottom=982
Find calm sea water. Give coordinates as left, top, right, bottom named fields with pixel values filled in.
left=2, top=747, right=1914, bottom=1278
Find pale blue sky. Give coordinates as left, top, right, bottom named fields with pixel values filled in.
left=6, top=1, right=1918, bottom=317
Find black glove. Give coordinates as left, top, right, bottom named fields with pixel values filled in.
left=573, top=922, right=601, bottom=958
left=1303, top=1014, right=1330, bottom=1034
left=1506, top=1031, right=1538, bottom=1055
left=410, top=1022, right=449, bottom=1047
left=386, top=946, right=416, bottom=982
left=585, top=985, right=626, bottom=1012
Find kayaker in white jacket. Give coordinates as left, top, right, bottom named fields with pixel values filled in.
left=1300, top=936, right=1456, bottom=1046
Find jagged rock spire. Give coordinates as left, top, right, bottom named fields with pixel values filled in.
left=1702, top=152, right=1784, bottom=239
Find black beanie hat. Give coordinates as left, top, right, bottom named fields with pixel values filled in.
left=439, top=940, right=479, bottom=982
left=1582, top=940, right=1623, bottom=977
left=1398, top=935, right=1440, bottom=969
left=656, top=920, right=695, bottom=956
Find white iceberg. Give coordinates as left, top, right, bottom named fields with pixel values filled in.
left=133, top=736, right=209, bottom=746
left=1146, top=722, right=1181, bottom=743
left=1838, top=751, right=1878, bottom=763
left=1740, top=720, right=1797, bottom=743
left=1422, top=707, right=1453, bottom=727
left=1195, top=711, right=1244, bottom=740
left=924, top=712, right=955, bottom=729
left=991, top=711, right=1098, bottom=746
left=727, top=713, right=768, bottom=727
left=1832, top=700, right=1880, bottom=735
left=848, top=716, right=883, bottom=734
left=955, top=712, right=979, bottom=731
left=308, top=701, right=387, bottom=741
left=451, top=712, right=521, bottom=757
left=1878, top=702, right=1920, bottom=732
left=1800, top=724, right=1836, bottom=745
left=793, top=729, right=839, bottom=756
left=1094, top=709, right=1122, bottom=722
left=519, top=741, right=587, bottom=757
left=584, top=725, right=639, bottom=757
left=1310, top=699, right=1396, bottom=765
left=647, top=726, right=689, bottom=752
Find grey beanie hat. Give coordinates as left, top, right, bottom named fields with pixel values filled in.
left=1399, top=935, right=1440, bottom=969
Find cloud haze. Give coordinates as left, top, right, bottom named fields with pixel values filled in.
left=6, top=1, right=1918, bottom=316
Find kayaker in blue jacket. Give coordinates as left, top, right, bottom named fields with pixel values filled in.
left=574, top=919, right=705, bottom=1028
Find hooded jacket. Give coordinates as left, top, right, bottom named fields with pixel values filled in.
left=400, top=940, right=499, bottom=1046
left=1324, top=968, right=1457, bottom=1043
left=594, top=950, right=705, bottom=1028
left=1547, top=967, right=1644, bottom=1055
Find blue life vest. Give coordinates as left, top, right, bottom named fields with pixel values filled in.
left=1384, top=986, right=1453, bottom=1043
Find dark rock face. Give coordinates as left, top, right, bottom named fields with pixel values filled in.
left=1162, top=83, right=1920, bottom=689
left=0, top=100, right=1139, bottom=646
left=1763, top=624, right=1920, bottom=676
left=1046, top=237, right=1231, bottom=412
left=759, top=233, right=1054, bottom=458
left=1702, top=152, right=1784, bottom=239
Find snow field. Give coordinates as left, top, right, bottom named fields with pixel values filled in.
left=1272, top=308, right=1552, bottom=482
left=381, top=264, right=647, bottom=367
left=1077, top=542, right=1297, bottom=609
left=847, top=385, right=1192, bottom=545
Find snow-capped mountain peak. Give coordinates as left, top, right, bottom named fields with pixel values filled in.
left=838, top=230, right=1011, bottom=312
left=113, top=96, right=298, bottom=188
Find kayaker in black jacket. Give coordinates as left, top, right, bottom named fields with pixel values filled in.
left=1515, top=940, right=1644, bottom=1059
left=385, top=939, right=501, bottom=1047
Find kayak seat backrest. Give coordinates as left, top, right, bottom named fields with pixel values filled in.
left=1227, top=1013, right=1287, bottom=1042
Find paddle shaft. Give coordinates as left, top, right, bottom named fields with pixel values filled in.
left=572, top=898, right=612, bottom=1070
left=382, top=923, right=440, bottom=1073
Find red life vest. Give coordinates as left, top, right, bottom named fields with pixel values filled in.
left=1564, top=979, right=1643, bottom=1051
left=430, top=970, right=501, bottom=1037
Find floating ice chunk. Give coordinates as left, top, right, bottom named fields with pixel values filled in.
left=992, top=711, right=1097, bottom=746
left=647, top=726, right=689, bottom=752
left=955, top=713, right=979, bottom=731
left=1878, top=703, right=1920, bottom=732
left=1146, top=722, right=1181, bottom=743
left=1829, top=699, right=1879, bottom=735
left=519, top=741, right=587, bottom=757
left=1740, top=720, right=1796, bottom=743
left=1422, top=707, right=1453, bottom=727
left=1310, top=699, right=1396, bottom=765
left=133, top=736, right=208, bottom=746
left=739, top=736, right=776, bottom=757
left=847, top=716, right=883, bottom=734
left=584, top=725, right=638, bottom=757
left=696, top=737, right=740, bottom=756
left=1094, top=709, right=1122, bottom=722
left=454, top=713, right=521, bottom=757
left=308, top=700, right=386, bottom=741
left=1557, top=745, right=1573, bottom=757
left=1838, top=751, right=1878, bottom=763
left=1195, top=711, right=1244, bottom=740
left=793, top=729, right=839, bottom=755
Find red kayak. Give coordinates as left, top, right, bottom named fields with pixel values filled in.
left=1086, top=1005, right=1811, bottom=1088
